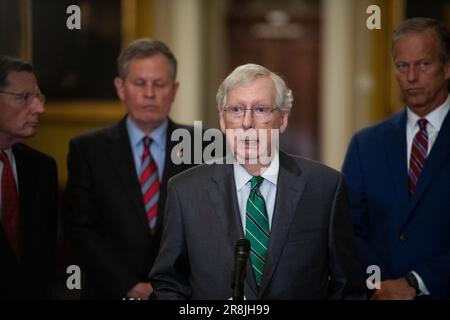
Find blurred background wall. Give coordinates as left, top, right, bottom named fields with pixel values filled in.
left=4, top=0, right=450, bottom=299
left=2, top=0, right=450, bottom=183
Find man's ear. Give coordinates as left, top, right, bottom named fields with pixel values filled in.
left=114, top=77, right=125, bottom=101
left=173, top=81, right=180, bottom=94
left=279, top=111, right=289, bottom=134
left=170, top=81, right=180, bottom=104
left=445, top=60, right=450, bottom=81
left=219, top=112, right=226, bottom=134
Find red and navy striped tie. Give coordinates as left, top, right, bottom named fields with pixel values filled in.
left=140, top=137, right=160, bottom=234
left=408, top=119, right=428, bottom=195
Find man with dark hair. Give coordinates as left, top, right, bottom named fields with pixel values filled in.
left=64, top=38, right=199, bottom=299
left=0, top=55, right=58, bottom=299
left=343, top=17, right=450, bottom=299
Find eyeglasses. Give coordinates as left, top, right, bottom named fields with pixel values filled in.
left=0, top=90, right=46, bottom=107
left=223, top=105, right=279, bottom=121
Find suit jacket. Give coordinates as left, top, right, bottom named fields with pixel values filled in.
left=342, top=109, right=450, bottom=299
left=149, top=151, right=366, bottom=299
left=64, top=117, right=199, bottom=299
left=0, top=143, right=58, bottom=299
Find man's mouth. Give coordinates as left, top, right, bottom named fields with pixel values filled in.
left=406, top=88, right=424, bottom=95
left=142, top=104, right=159, bottom=110
left=239, top=138, right=258, bottom=146
left=26, top=120, right=39, bottom=126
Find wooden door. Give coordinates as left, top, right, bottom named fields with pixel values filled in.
left=227, top=2, right=321, bottom=159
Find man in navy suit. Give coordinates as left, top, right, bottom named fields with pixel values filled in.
left=343, top=17, right=450, bottom=299
left=0, top=55, right=58, bottom=299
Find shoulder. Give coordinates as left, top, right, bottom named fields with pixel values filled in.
left=287, top=153, right=342, bottom=182
left=169, top=162, right=223, bottom=186
left=168, top=119, right=218, bottom=136
left=68, top=118, right=129, bottom=157
left=13, top=143, right=57, bottom=170
left=169, top=121, right=195, bottom=133
left=71, top=122, right=122, bottom=146
left=279, top=152, right=345, bottom=199
left=350, top=111, right=404, bottom=143
left=13, top=143, right=55, bottom=163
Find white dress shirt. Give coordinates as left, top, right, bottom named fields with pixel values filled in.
left=233, top=151, right=279, bottom=232
left=406, top=95, right=450, bottom=169
left=126, top=116, right=167, bottom=180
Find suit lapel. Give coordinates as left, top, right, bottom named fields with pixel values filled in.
left=385, top=111, right=409, bottom=221
left=106, top=118, right=149, bottom=233
left=408, top=110, right=450, bottom=215
left=10, top=144, right=35, bottom=261
left=258, top=152, right=304, bottom=298
left=208, top=162, right=259, bottom=297
left=156, top=119, right=194, bottom=235
left=208, top=163, right=243, bottom=245
left=156, top=120, right=179, bottom=232
left=160, top=119, right=176, bottom=186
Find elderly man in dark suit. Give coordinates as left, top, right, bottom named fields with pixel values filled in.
left=343, top=17, right=450, bottom=300
left=0, top=55, right=58, bottom=299
left=64, top=39, right=199, bottom=299
left=149, top=63, right=366, bottom=300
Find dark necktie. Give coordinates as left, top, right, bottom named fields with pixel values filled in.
left=0, top=150, right=20, bottom=257
left=408, top=119, right=428, bottom=195
left=245, top=176, right=270, bottom=286
left=140, top=137, right=160, bottom=234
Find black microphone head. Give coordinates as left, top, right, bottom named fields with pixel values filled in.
left=235, top=238, right=250, bottom=256
left=232, top=239, right=251, bottom=300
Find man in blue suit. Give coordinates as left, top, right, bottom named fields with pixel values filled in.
left=343, top=17, right=450, bottom=300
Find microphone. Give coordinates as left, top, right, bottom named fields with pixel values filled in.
left=232, top=238, right=250, bottom=300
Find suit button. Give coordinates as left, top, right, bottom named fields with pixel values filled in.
left=400, top=233, right=407, bottom=241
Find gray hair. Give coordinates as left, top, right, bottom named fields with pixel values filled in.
left=392, top=17, right=450, bottom=64
left=216, top=63, right=293, bottom=113
left=117, top=38, right=177, bottom=80
left=0, top=55, right=33, bottom=89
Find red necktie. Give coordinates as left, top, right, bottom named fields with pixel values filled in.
left=0, top=150, right=20, bottom=257
left=408, top=119, right=428, bottom=195
left=140, top=137, right=160, bottom=234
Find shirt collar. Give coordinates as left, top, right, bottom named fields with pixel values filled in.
left=407, top=94, right=450, bottom=133
left=0, top=148, right=14, bottom=163
left=234, top=150, right=279, bottom=191
left=126, top=116, right=168, bottom=149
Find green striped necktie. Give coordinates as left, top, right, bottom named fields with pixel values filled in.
left=245, top=176, right=270, bottom=286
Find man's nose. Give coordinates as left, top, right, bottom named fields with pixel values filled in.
left=407, top=66, right=418, bottom=82
left=144, top=83, right=156, bottom=97
left=30, top=96, right=45, bottom=114
left=242, top=109, right=254, bottom=129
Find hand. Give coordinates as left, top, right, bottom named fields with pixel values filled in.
left=370, top=278, right=416, bottom=300
left=126, top=282, right=153, bottom=300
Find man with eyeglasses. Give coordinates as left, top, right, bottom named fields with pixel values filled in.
left=149, top=63, right=366, bottom=299
left=0, top=55, right=58, bottom=299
